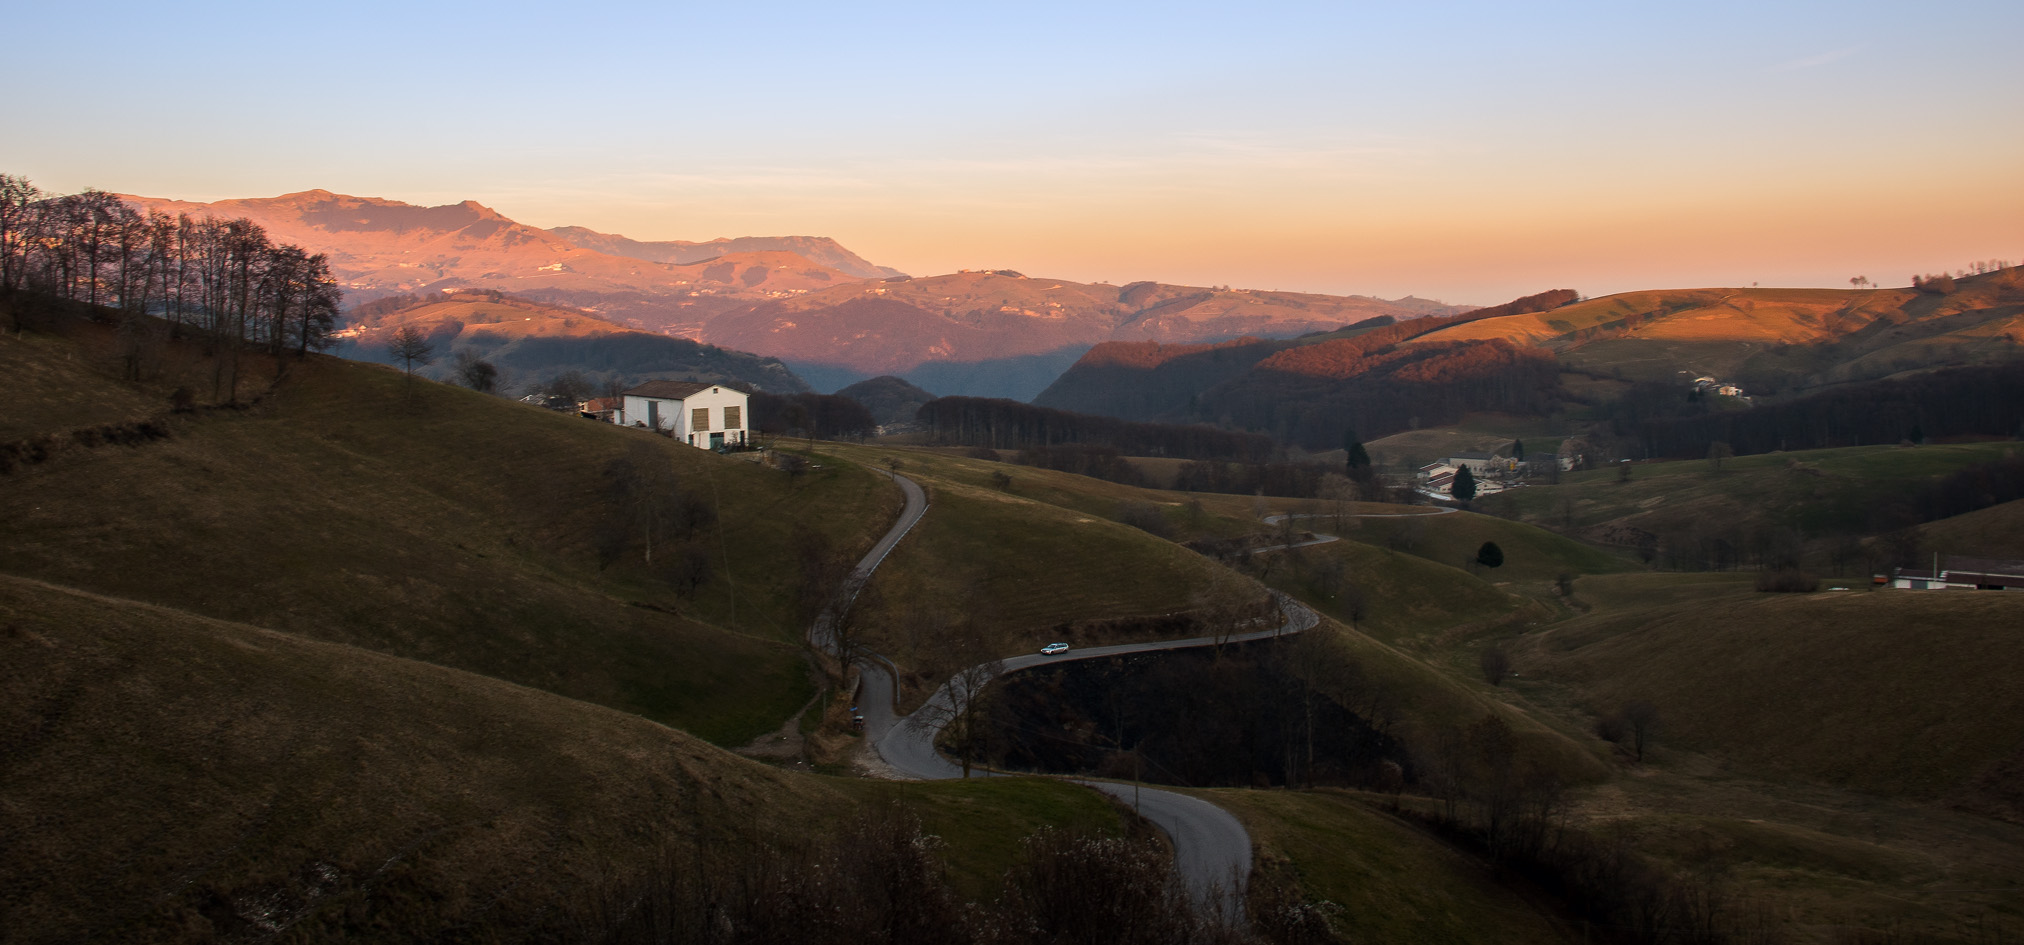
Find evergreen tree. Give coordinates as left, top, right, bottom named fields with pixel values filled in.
left=1451, top=465, right=1477, bottom=503
left=1476, top=541, right=1504, bottom=569
left=1344, top=427, right=1373, bottom=482
left=1512, top=439, right=1525, bottom=461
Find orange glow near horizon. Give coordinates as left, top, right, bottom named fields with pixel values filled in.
left=8, top=3, right=2020, bottom=307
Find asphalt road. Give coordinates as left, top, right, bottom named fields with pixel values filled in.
left=857, top=593, right=1318, bottom=913
left=829, top=473, right=1436, bottom=916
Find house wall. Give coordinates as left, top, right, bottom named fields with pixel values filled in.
left=676, top=387, right=749, bottom=448
left=616, top=388, right=750, bottom=448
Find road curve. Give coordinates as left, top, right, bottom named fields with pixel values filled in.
left=825, top=470, right=1369, bottom=917
left=858, top=593, right=1317, bottom=912
left=808, top=469, right=928, bottom=656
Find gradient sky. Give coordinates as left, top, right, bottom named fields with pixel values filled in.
left=5, top=1, right=2019, bottom=305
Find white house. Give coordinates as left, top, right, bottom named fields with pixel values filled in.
left=617, top=380, right=750, bottom=449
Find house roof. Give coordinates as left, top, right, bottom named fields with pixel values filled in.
left=623, top=380, right=745, bottom=400
left=1944, top=555, right=2024, bottom=576
left=582, top=397, right=621, bottom=412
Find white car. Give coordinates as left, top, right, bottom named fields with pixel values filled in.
left=1039, top=642, right=1070, bottom=655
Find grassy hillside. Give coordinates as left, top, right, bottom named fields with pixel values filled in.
left=1919, top=498, right=2024, bottom=560
left=0, top=574, right=1130, bottom=943
left=1205, top=789, right=1570, bottom=945
left=0, top=574, right=842, bottom=942
left=826, top=442, right=1274, bottom=540
left=1344, top=510, right=1636, bottom=586
left=1514, top=576, right=2024, bottom=804
left=1252, top=538, right=1523, bottom=647
left=1480, top=442, right=2020, bottom=562
left=1413, top=274, right=2024, bottom=387
left=850, top=476, right=1259, bottom=704
left=0, top=325, right=898, bottom=744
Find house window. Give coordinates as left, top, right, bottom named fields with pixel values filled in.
left=692, top=407, right=710, bottom=431
left=724, top=405, right=742, bottom=429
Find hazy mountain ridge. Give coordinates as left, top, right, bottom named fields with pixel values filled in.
left=118, top=190, right=874, bottom=328
left=547, top=226, right=905, bottom=279
left=1031, top=291, right=1573, bottom=422
left=339, top=290, right=810, bottom=393
left=706, top=270, right=1469, bottom=384
left=1039, top=279, right=2024, bottom=447
left=118, top=190, right=1470, bottom=395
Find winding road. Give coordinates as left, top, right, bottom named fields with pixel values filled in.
left=824, top=470, right=1448, bottom=916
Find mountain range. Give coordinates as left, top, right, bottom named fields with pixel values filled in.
left=1036, top=273, right=2024, bottom=449
left=120, top=191, right=1468, bottom=398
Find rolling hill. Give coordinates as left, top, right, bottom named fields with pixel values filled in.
left=1412, top=269, right=2024, bottom=392
left=708, top=271, right=1466, bottom=397
left=834, top=374, right=937, bottom=430
left=0, top=301, right=1158, bottom=942
left=335, top=289, right=810, bottom=393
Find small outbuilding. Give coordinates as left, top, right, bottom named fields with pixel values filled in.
left=616, top=380, right=750, bottom=449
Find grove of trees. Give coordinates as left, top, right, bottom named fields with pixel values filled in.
left=1, top=173, right=341, bottom=398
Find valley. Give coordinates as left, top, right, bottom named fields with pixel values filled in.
left=4, top=183, right=2023, bottom=944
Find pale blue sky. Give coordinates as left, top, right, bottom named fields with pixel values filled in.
left=5, top=1, right=2018, bottom=303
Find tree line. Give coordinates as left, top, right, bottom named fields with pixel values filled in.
left=919, top=396, right=1277, bottom=461
left=1625, top=362, right=2024, bottom=459
left=750, top=391, right=877, bottom=440
left=1, top=174, right=341, bottom=400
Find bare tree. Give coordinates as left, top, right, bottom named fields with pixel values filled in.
left=0, top=173, right=41, bottom=302
left=389, top=325, right=435, bottom=380
left=1479, top=647, right=1511, bottom=686
left=1191, top=586, right=1269, bottom=659
left=454, top=350, right=498, bottom=392
left=541, top=369, right=594, bottom=404
left=602, top=440, right=712, bottom=567
left=1706, top=440, right=1734, bottom=473
left=1621, top=699, right=1659, bottom=763
left=1318, top=472, right=1356, bottom=532
left=912, top=626, right=1004, bottom=778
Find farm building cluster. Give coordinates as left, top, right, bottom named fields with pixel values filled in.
left=1878, top=556, right=2024, bottom=591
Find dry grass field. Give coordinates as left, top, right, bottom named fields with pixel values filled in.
left=1515, top=578, right=2024, bottom=803
left=1480, top=441, right=2020, bottom=559
left=0, top=574, right=1131, bottom=943
left=1920, top=498, right=2024, bottom=560
left=0, top=324, right=898, bottom=743
left=1203, top=789, right=1572, bottom=945
left=0, top=574, right=844, bottom=941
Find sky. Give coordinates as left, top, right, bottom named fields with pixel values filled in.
left=4, top=1, right=2020, bottom=305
